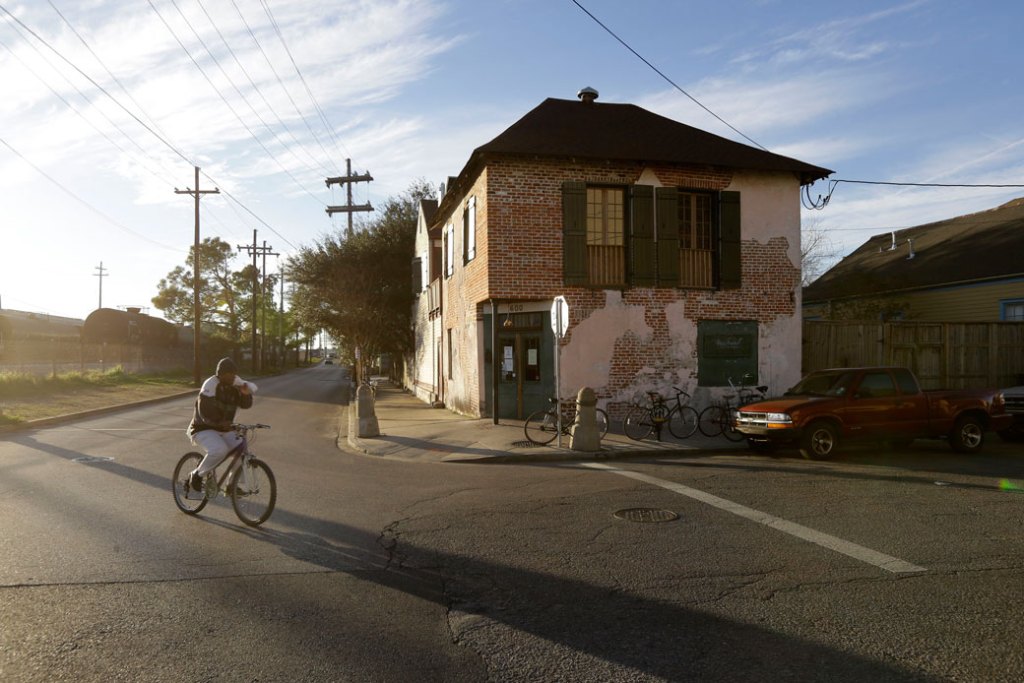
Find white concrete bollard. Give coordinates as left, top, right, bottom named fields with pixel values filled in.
left=570, top=387, right=601, bottom=451
left=351, top=383, right=380, bottom=438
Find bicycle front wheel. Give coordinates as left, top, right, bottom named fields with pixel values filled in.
left=623, top=405, right=653, bottom=441
left=596, top=408, right=609, bottom=438
left=698, top=405, right=725, bottom=437
left=172, top=452, right=208, bottom=515
left=230, top=458, right=277, bottom=527
left=524, top=409, right=559, bottom=445
left=668, top=406, right=699, bottom=439
left=721, top=408, right=745, bottom=442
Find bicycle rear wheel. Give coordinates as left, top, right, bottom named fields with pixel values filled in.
left=524, top=409, right=559, bottom=445
left=668, top=406, right=699, bottom=439
left=596, top=408, right=609, bottom=438
left=172, top=452, right=208, bottom=515
left=623, top=405, right=653, bottom=441
left=698, top=405, right=725, bottom=437
left=230, top=458, right=276, bottom=527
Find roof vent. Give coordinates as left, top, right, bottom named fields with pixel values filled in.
left=577, top=86, right=599, bottom=104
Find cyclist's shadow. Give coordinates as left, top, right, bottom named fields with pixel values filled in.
left=199, top=516, right=445, bottom=603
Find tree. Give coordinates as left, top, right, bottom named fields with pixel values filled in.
left=152, top=236, right=247, bottom=344
left=801, top=215, right=843, bottom=287
left=288, top=180, right=432, bottom=368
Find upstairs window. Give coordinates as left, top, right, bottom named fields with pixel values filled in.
left=444, top=223, right=454, bottom=278
left=562, top=181, right=741, bottom=290
left=586, top=187, right=625, bottom=286
left=679, top=192, right=714, bottom=288
left=463, top=196, right=477, bottom=263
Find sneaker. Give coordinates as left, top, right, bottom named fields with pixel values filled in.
left=189, top=472, right=203, bottom=492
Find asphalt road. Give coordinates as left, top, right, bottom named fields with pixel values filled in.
left=3, top=364, right=1024, bottom=681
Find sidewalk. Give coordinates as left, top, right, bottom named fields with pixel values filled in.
left=340, top=379, right=747, bottom=464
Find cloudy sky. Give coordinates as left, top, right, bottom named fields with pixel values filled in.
left=1, top=0, right=1022, bottom=320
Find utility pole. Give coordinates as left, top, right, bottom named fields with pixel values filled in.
left=237, top=231, right=275, bottom=372
left=260, top=240, right=279, bottom=370
left=278, top=264, right=285, bottom=367
left=175, top=166, right=219, bottom=386
left=93, top=261, right=109, bottom=310
left=325, top=158, right=374, bottom=237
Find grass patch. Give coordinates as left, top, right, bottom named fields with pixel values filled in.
left=0, top=366, right=194, bottom=425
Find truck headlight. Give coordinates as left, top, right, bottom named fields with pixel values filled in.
left=765, top=413, right=793, bottom=429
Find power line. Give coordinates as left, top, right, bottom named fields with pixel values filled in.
left=260, top=0, right=350, bottom=162
left=192, top=0, right=335, bottom=177
left=0, top=1, right=196, bottom=167
left=803, top=178, right=1024, bottom=210
left=148, top=0, right=328, bottom=208
left=0, top=134, right=183, bottom=252
left=569, top=0, right=767, bottom=151
left=230, top=0, right=341, bottom=174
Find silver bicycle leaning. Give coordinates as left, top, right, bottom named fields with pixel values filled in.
left=623, top=387, right=700, bottom=441
left=524, top=396, right=610, bottom=445
left=172, top=423, right=277, bottom=527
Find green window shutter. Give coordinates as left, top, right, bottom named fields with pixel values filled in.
left=562, top=181, right=588, bottom=286
left=655, top=187, right=680, bottom=287
left=630, top=185, right=656, bottom=286
left=718, top=191, right=741, bottom=290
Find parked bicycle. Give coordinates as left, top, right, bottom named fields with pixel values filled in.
left=698, top=375, right=768, bottom=441
left=172, top=423, right=276, bottom=527
left=524, top=397, right=610, bottom=445
left=623, top=387, right=699, bottom=441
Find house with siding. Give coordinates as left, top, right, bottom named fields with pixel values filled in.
left=406, top=89, right=832, bottom=420
left=803, top=197, right=1024, bottom=322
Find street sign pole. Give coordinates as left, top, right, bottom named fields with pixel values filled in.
left=551, top=296, right=569, bottom=447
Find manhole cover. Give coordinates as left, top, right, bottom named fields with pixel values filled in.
left=72, top=456, right=115, bottom=464
left=613, top=507, right=679, bottom=523
left=511, top=440, right=536, bottom=448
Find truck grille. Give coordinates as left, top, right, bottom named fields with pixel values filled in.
left=736, top=412, right=770, bottom=427
left=1005, top=395, right=1024, bottom=414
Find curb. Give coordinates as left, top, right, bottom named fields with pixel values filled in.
left=335, top=404, right=746, bottom=465
left=0, top=390, right=195, bottom=434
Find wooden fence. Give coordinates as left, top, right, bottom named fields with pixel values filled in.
left=803, top=321, right=1024, bottom=390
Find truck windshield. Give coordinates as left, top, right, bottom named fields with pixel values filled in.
left=786, top=370, right=858, bottom=397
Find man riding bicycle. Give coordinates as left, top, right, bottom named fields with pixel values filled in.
left=186, top=357, right=257, bottom=492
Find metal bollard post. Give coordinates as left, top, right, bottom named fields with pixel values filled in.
left=570, top=387, right=601, bottom=451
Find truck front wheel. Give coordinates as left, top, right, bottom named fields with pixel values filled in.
left=799, top=421, right=838, bottom=460
left=950, top=415, right=985, bottom=453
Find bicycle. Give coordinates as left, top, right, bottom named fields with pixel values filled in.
left=524, top=397, right=610, bottom=445
left=698, top=376, right=768, bottom=441
left=172, top=423, right=277, bottom=527
left=623, top=387, right=699, bottom=441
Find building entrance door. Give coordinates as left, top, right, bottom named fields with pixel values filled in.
left=497, top=332, right=544, bottom=420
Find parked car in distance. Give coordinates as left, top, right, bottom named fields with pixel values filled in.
left=998, top=384, right=1024, bottom=441
left=734, top=367, right=1012, bottom=459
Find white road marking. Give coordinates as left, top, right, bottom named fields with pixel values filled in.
left=583, top=462, right=926, bottom=574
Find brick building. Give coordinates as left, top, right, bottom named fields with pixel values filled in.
left=407, top=90, right=832, bottom=420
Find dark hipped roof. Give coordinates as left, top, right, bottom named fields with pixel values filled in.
left=473, top=97, right=832, bottom=185
left=804, top=198, right=1024, bottom=303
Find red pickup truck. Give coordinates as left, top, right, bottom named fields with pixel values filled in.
left=734, top=367, right=1012, bottom=459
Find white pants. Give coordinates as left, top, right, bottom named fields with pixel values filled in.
left=191, top=429, right=244, bottom=477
